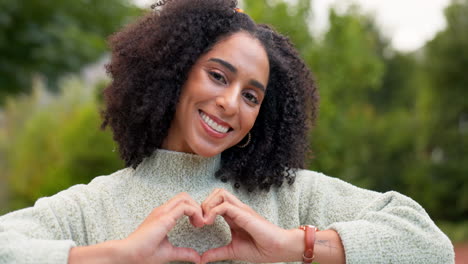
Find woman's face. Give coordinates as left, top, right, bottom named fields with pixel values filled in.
left=162, top=32, right=270, bottom=157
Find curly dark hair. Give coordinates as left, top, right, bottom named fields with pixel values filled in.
left=102, top=0, right=319, bottom=191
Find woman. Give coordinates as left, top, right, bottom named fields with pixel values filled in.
left=0, top=0, right=454, bottom=263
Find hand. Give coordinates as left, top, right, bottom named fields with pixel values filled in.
left=200, top=188, right=300, bottom=263
left=116, top=192, right=204, bottom=264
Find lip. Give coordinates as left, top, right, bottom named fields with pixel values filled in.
left=198, top=110, right=232, bottom=139
left=200, top=110, right=232, bottom=128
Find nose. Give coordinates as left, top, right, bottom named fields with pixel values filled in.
left=215, top=85, right=240, bottom=115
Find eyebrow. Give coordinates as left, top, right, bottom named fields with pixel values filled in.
left=209, top=58, right=237, bottom=73
left=250, top=80, right=266, bottom=93
left=208, top=57, right=266, bottom=93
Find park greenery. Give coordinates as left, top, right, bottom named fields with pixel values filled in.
left=0, top=0, right=141, bottom=102
left=0, top=0, right=467, bottom=241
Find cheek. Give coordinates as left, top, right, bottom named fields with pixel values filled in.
left=241, top=107, right=260, bottom=131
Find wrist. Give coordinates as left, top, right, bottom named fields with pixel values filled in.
left=300, top=225, right=318, bottom=263
left=68, top=240, right=128, bottom=264
left=313, top=229, right=346, bottom=264
left=283, top=228, right=346, bottom=264
left=282, top=228, right=307, bottom=262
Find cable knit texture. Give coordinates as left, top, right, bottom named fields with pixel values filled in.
left=0, top=150, right=454, bottom=263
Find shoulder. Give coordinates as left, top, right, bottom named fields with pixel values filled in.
left=35, top=168, right=134, bottom=209
left=292, top=169, right=430, bottom=220
left=294, top=169, right=424, bottom=207
left=293, top=169, right=379, bottom=197
left=290, top=169, right=383, bottom=222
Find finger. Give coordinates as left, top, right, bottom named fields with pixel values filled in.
left=165, top=193, right=204, bottom=228
left=219, top=189, right=245, bottom=207
left=202, top=188, right=224, bottom=215
left=202, top=189, right=246, bottom=223
left=173, top=196, right=204, bottom=228
left=205, top=189, right=245, bottom=208
left=204, top=202, right=242, bottom=226
left=161, top=201, right=204, bottom=232
left=207, top=203, right=266, bottom=239
left=170, top=246, right=202, bottom=263
left=200, top=245, right=234, bottom=264
left=222, top=214, right=239, bottom=229
left=165, top=192, right=199, bottom=212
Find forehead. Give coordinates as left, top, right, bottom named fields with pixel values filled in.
left=199, top=32, right=270, bottom=84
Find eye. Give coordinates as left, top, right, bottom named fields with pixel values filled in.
left=208, top=71, right=227, bottom=85
left=242, top=91, right=259, bottom=105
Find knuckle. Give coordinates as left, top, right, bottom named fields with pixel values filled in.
left=179, top=192, right=190, bottom=198
left=151, top=205, right=164, bottom=215
left=177, top=192, right=192, bottom=203
left=214, top=188, right=224, bottom=194
left=240, top=203, right=251, bottom=211
left=210, top=206, right=220, bottom=215
left=160, top=215, right=177, bottom=229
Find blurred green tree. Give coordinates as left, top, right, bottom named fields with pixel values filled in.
left=0, top=0, right=141, bottom=103
left=227, top=0, right=468, bottom=225
left=307, top=7, right=387, bottom=188
left=1, top=0, right=466, bottom=228
left=245, top=1, right=415, bottom=192
left=0, top=77, right=123, bottom=213
left=411, top=0, right=468, bottom=221
left=243, top=0, right=314, bottom=54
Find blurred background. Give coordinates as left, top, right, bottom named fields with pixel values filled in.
left=0, top=0, right=467, bottom=258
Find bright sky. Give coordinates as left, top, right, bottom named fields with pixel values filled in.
left=312, top=0, right=451, bottom=52
left=134, top=0, right=452, bottom=52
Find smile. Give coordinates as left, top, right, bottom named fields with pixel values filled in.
left=199, top=111, right=231, bottom=134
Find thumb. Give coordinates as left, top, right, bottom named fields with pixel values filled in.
left=170, top=247, right=201, bottom=263
left=200, top=246, right=234, bottom=264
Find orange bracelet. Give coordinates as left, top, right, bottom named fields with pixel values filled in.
left=299, top=225, right=318, bottom=264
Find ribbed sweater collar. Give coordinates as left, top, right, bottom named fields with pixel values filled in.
left=133, top=149, right=221, bottom=187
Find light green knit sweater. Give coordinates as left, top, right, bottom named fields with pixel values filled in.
left=0, top=150, right=454, bottom=263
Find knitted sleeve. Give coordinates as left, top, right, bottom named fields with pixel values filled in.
left=0, top=196, right=79, bottom=264
left=297, top=170, right=455, bottom=264
left=0, top=169, right=135, bottom=264
left=0, top=180, right=107, bottom=264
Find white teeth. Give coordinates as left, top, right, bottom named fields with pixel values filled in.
left=200, top=112, right=229, bottom=133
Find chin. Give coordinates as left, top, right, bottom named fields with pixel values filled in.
left=194, top=148, right=222, bottom=157
left=191, top=143, right=228, bottom=157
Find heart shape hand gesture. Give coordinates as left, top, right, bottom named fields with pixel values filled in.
left=115, top=188, right=302, bottom=264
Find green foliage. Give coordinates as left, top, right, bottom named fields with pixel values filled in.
left=244, top=0, right=314, bottom=54
left=0, top=77, right=123, bottom=213
left=411, top=0, right=468, bottom=221
left=310, top=8, right=385, bottom=104
left=0, top=0, right=141, bottom=103
left=246, top=0, right=468, bottom=224
left=307, top=7, right=387, bottom=188
left=437, top=220, right=468, bottom=243
left=0, top=0, right=466, bottom=235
